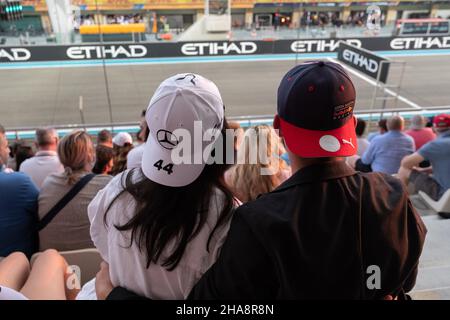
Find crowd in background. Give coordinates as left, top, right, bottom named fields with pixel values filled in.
left=0, top=65, right=447, bottom=300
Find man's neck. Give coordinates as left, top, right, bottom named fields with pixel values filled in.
left=38, top=146, right=57, bottom=153
left=288, top=152, right=345, bottom=175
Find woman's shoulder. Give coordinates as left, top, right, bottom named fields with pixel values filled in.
left=40, top=172, right=69, bottom=191
left=92, top=173, right=113, bottom=186
left=103, top=169, right=141, bottom=188
left=92, top=169, right=140, bottom=205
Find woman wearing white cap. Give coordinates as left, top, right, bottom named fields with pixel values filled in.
left=110, top=132, right=134, bottom=176
left=87, top=74, right=236, bottom=299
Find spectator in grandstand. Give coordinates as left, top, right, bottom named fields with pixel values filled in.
left=358, top=116, right=415, bottom=174
left=38, top=130, right=112, bottom=252
left=225, top=125, right=291, bottom=203
left=15, top=141, right=34, bottom=172
left=398, top=114, right=450, bottom=206
left=110, top=132, right=133, bottom=176
left=225, top=120, right=245, bottom=164
left=127, top=110, right=149, bottom=169
left=355, top=118, right=370, bottom=157
left=405, top=115, right=436, bottom=151
left=367, top=118, right=388, bottom=142
left=346, top=118, right=370, bottom=169
left=227, top=121, right=244, bottom=151
left=6, top=141, right=19, bottom=171
left=97, top=129, right=113, bottom=148
left=101, top=62, right=426, bottom=300
left=0, top=129, right=39, bottom=259
left=20, top=128, right=64, bottom=189
left=93, top=145, right=114, bottom=175
left=0, top=250, right=79, bottom=300
left=134, top=111, right=148, bottom=145
left=87, top=74, right=236, bottom=299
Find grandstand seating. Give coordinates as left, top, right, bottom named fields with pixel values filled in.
left=419, top=189, right=450, bottom=217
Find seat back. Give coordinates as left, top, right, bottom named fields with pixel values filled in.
left=419, top=189, right=450, bottom=214
left=438, top=189, right=450, bottom=213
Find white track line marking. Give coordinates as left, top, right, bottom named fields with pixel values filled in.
left=327, top=57, right=422, bottom=110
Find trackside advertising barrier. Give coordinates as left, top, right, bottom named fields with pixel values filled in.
left=1, top=36, right=449, bottom=63
left=337, top=41, right=390, bottom=83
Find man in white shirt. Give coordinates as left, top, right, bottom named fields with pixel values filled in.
left=127, top=110, right=149, bottom=169
left=20, top=128, right=64, bottom=189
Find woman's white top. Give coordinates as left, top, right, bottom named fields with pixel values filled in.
left=88, top=169, right=233, bottom=299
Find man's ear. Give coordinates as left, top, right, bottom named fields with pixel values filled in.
left=273, top=115, right=283, bottom=137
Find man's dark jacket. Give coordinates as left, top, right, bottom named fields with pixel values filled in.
left=108, top=161, right=427, bottom=300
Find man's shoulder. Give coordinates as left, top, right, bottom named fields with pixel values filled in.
left=358, top=172, right=409, bottom=212
left=419, top=136, right=448, bottom=153
left=233, top=190, right=287, bottom=225
left=369, top=133, right=385, bottom=144
left=237, top=172, right=404, bottom=210
left=359, top=171, right=404, bottom=189
left=19, top=157, right=34, bottom=168
left=1, top=170, right=29, bottom=180
left=402, top=133, right=415, bottom=144
left=0, top=171, right=36, bottom=189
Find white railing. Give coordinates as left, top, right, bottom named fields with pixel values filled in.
left=5, top=106, right=450, bottom=140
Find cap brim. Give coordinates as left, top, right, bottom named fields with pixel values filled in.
left=279, top=116, right=358, bottom=158
left=141, top=134, right=205, bottom=187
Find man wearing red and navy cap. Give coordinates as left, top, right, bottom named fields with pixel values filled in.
left=398, top=114, right=450, bottom=217
left=188, top=61, right=426, bottom=299
left=104, top=62, right=427, bottom=300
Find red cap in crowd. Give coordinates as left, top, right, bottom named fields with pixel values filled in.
left=433, top=114, right=450, bottom=129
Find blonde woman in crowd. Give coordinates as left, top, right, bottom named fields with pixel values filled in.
left=38, top=130, right=112, bottom=251
left=226, top=125, right=291, bottom=203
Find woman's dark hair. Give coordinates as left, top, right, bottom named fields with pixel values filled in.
left=15, top=142, right=34, bottom=171
left=378, top=118, right=388, bottom=132
left=105, top=118, right=234, bottom=271
left=110, top=143, right=133, bottom=176
left=355, top=118, right=366, bottom=137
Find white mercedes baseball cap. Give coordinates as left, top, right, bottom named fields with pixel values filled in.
left=141, top=73, right=224, bottom=187
left=112, top=132, right=133, bottom=147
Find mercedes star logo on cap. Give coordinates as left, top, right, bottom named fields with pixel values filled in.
left=157, top=129, right=179, bottom=150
